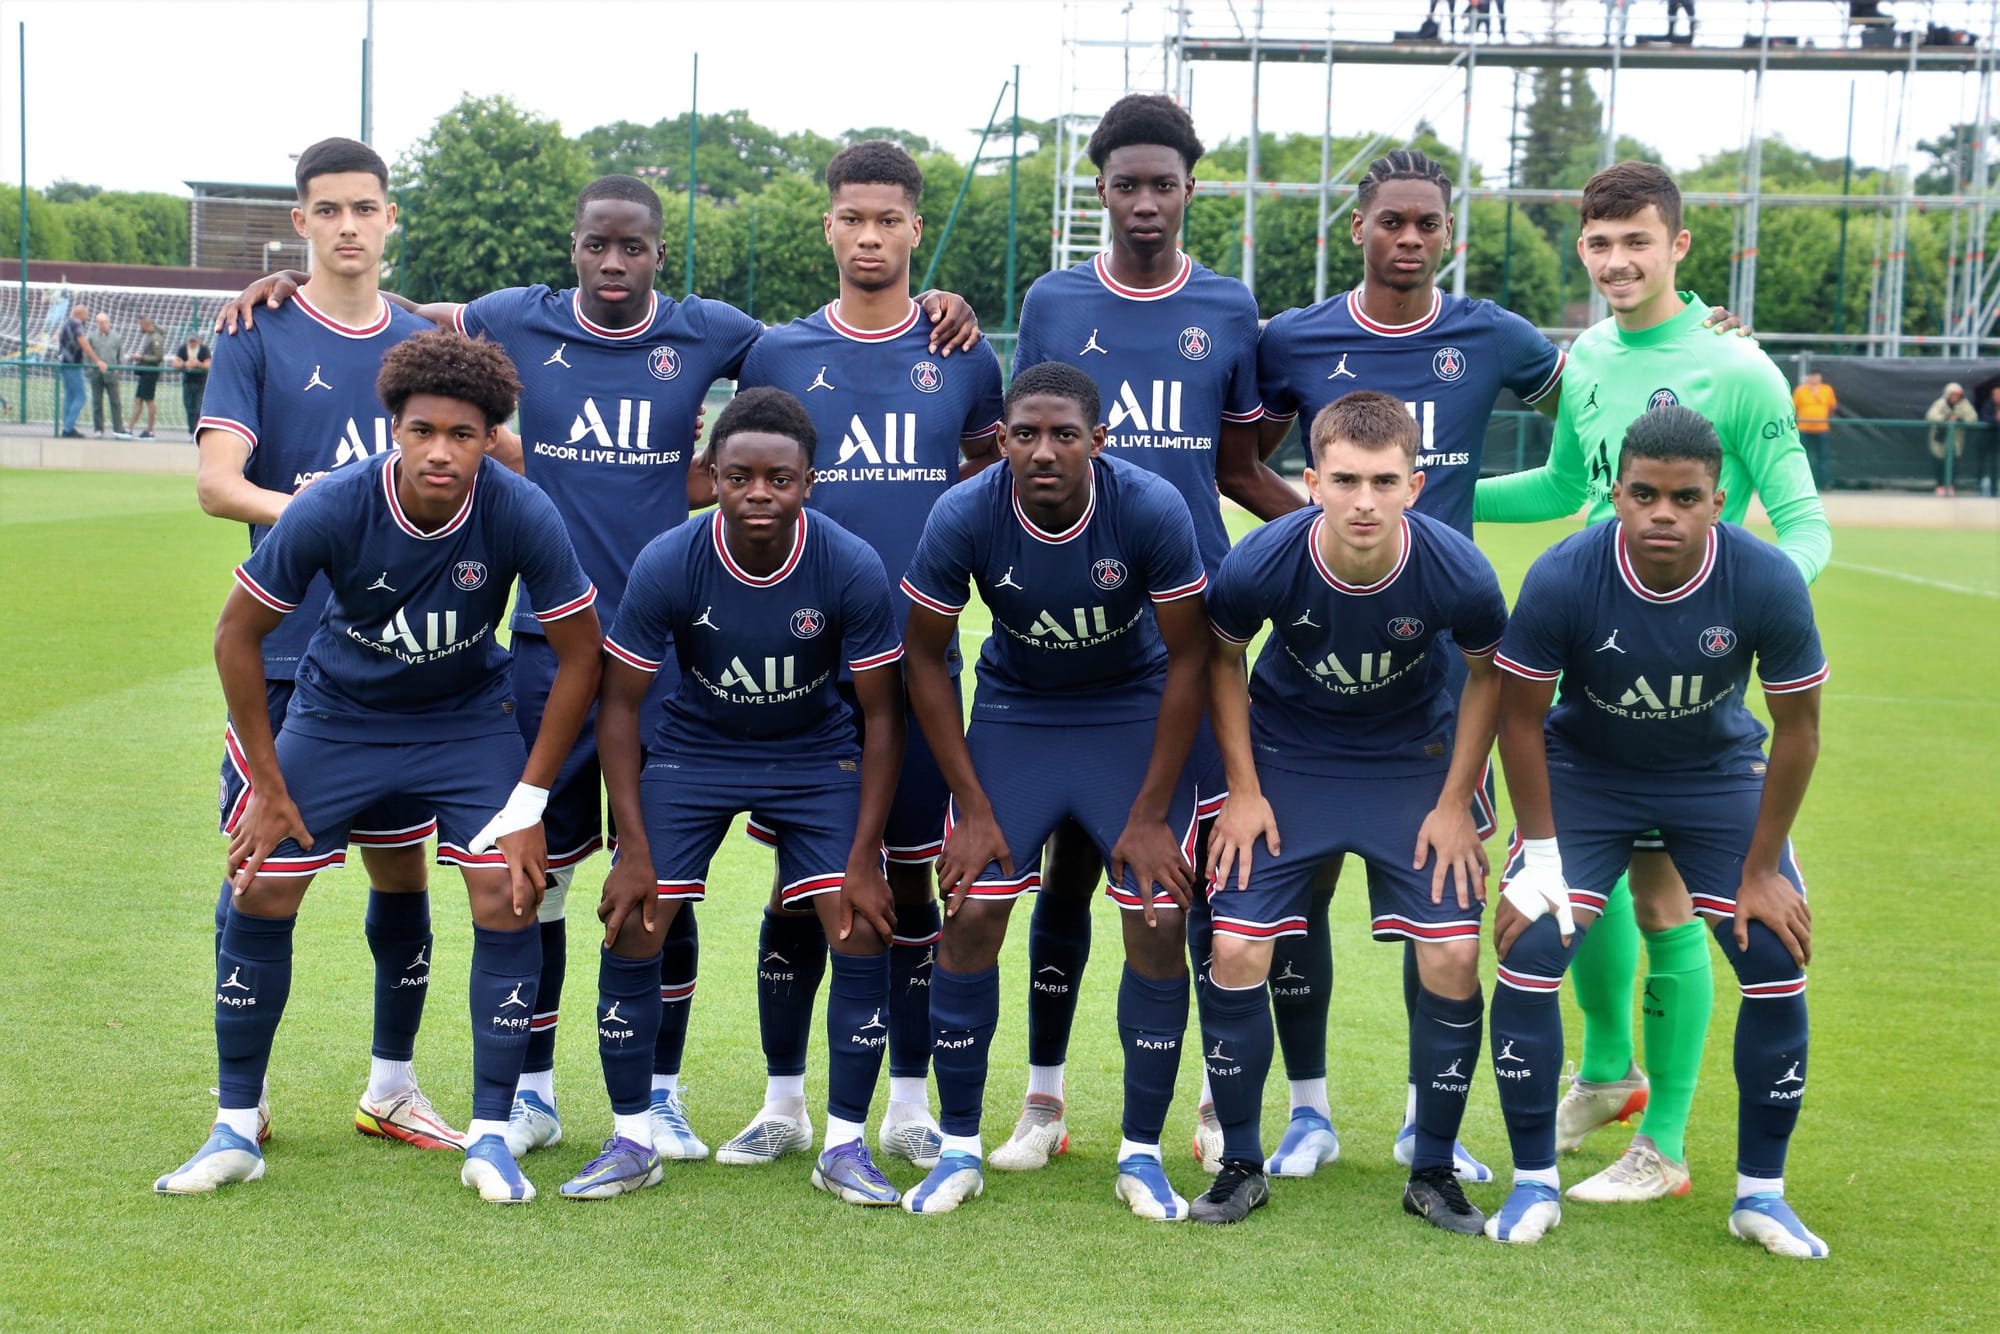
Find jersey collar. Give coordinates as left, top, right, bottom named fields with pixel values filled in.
left=291, top=291, right=391, bottom=338
left=1011, top=469, right=1096, bottom=545
left=1308, top=512, right=1410, bottom=594
left=1092, top=251, right=1192, bottom=301
left=570, top=289, right=660, bottom=340
left=382, top=451, right=478, bottom=540
left=712, top=508, right=808, bottom=586
left=826, top=300, right=921, bottom=342
left=1616, top=526, right=1718, bottom=603
left=1345, top=286, right=1443, bottom=338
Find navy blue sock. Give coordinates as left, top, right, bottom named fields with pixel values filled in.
left=468, top=923, right=541, bottom=1123
left=888, top=898, right=941, bottom=1080
left=930, top=964, right=999, bottom=1139
left=757, top=909, right=827, bottom=1078
left=1268, top=890, right=1332, bottom=1081
left=215, top=908, right=295, bottom=1109
left=1025, top=887, right=1091, bottom=1067
left=1118, top=966, right=1188, bottom=1144
left=1490, top=916, right=1585, bottom=1172
left=654, top=905, right=697, bottom=1077
left=1712, top=919, right=1809, bottom=1180
left=212, top=880, right=230, bottom=958
left=825, top=950, right=891, bottom=1126
left=1200, top=979, right=1273, bottom=1164
left=1402, top=944, right=1421, bottom=1085
left=1411, top=986, right=1483, bottom=1171
left=522, top=917, right=565, bottom=1075
left=596, top=947, right=663, bottom=1116
left=365, top=889, right=431, bottom=1062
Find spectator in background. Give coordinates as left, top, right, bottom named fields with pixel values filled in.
left=1667, top=0, right=1696, bottom=41
left=1926, top=381, right=1977, bottom=496
left=1425, top=0, right=1457, bottom=38
left=1792, top=368, right=1836, bottom=490
left=1977, top=384, right=2000, bottom=498
left=131, top=315, right=166, bottom=439
left=170, top=333, right=211, bottom=437
left=56, top=302, right=89, bottom=438
left=86, top=312, right=132, bottom=439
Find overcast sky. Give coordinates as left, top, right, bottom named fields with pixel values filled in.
left=2, top=0, right=1974, bottom=201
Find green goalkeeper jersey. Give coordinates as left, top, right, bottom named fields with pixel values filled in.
left=1474, top=291, right=1831, bottom=583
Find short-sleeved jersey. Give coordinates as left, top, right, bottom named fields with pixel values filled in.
left=1210, top=508, right=1507, bottom=777
left=199, top=293, right=430, bottom=679
left=901, top=454, right=1207, bottom=725
left=738, top=299, right=1003, bottom=661
left=605, top=509, right=902, bottom=778
left=453, top=287, right=763, bottom=632
left=233, top=453, right=595, bottom=744
left=1012, top=253, right=1264, bottom=576
left=1495, top=521, right=1827, bottom=779
left=1257, top=288, right=1565, bottom=537
left=1475, top=293, right=1831, bottom=583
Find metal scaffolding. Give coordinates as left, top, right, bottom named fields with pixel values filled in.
left=1055, top=0, right=2000, bottom=353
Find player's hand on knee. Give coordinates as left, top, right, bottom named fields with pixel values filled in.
left=917, top=290, right=981, bottom=356
left=228, top=791, right=312, bottom=895
left=1209, top=793, right=1280, bottom=894
left=937, top=808, right=1010, bottom=917
left=469, top=781, right=550, bottom=856
left=1496, top=837, right=1575, bottom=952
left=497, top=824, right=549, bottom=919
left=1110, top=819, right=1194, bottom=927
left=838, top=860, right=897, bottom=943
left=598, top=854, right=656, bottom=944
left=1734, top=870, right=1811, bottom=966
left=1414, top=801, right=1483, bottom=911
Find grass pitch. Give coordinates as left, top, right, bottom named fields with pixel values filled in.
left=1, top=469, right=1995, bottom=1329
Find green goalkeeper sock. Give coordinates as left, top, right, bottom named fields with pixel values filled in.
left=1569, top=874, right=1640, bottom=1083
left=1636, top=919, right=1714, bottom=1165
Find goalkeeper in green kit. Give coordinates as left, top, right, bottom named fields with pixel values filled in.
left=1474, top=161, right=1830, bottom=1205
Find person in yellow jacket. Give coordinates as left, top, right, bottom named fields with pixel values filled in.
left=1791, top=370, right=1836, bottom=490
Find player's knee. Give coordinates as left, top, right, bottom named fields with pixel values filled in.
left=1711, top=917, right=1803, bottom=985
left=359, top=843, right=428, bottom=893
left=939, top=898, right=1011, bottom=971
left=461, top=870, right=519, bottom=929
left=1501, top=913, right=1583, bottom=983
left=1413, top=938, right=1480, bottom=1000
left=536, top=866, right=572, bottom=924
left=1209, top=934, right=1273, bottom=991
left=1120, top=911, right=1187, bottom=980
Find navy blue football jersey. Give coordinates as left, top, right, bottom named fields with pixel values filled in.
left=605, top=509, right=902, bottom=777
left=1257, top=288, right=1564, bottom=536
left=738, top=299, right=1003, bottom=660
left=454, top=287, right=762, bottom=632
left=1210, top=508, right=1507, bottom=776
left=199, top=292, right=431, bottom=679
left=1012, top=253, right=1263, bottom=576
left=233, top=453, right=595, bottom=743
left=1496, top=522, right=1828, bottom=778
left=902, top=454, right=1206, bottom=726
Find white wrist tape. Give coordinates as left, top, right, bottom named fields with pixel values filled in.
left=1501, top=837, right=1576, bottom=938
left=467, top=782, right=550, bottom=855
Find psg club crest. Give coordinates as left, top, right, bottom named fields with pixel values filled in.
left=1648, top=387, right=1680, bottom=410
left=648, top=346, right=682, bottom=381
left=790, top=607, right=825, bottom=639
left=1388, top=615, right=1424, bottom=640
left=453, top=561, right=487, bottom=591
left=910, top=361, right=942, bottom=394
left=1698, top=625, right=1737, bottom=657
left=1178, top=326, right=1210, bottom=361
left=1432, top=346, right=1466, bottom=382
left=1092, top=558, right=1128, bottom=590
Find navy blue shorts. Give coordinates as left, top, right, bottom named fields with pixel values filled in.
left=220, top=680, right=436, bottom=851
left=1191, top=716, right=1228, bottom=823
left=1207, top=764, right=1484, bottom=943
left=745, top=675, right=959, bottom=868
left=1499, top=771, right=1808, bottom=920
left=512, top=631, right=677, bottom=869
left=948, top=716, right=1198, bottom=910
left=644, top=759, right=861, bottom=906
left=249, top=728, right=525, bottom=877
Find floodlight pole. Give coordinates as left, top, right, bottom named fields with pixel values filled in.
left=1005, top=65, right=1020, bottom=330
left=685, top=53, right=699, bottom=297
left=360, top=0, right=374, bottom=145
left=17, top=21, right=27, bottom=423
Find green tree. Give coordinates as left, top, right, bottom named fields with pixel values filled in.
left=43, top=179, right=100, bottom=205
left=96, top=192, right=188, bottom=266
left=1916, top=121, right=1991, bottom=194
left=57, top=198, right=142, bottom=264
left=0, top=186, right=75, bottom=260
left=392, top=95, right=593, bottom=303
left=579, top=111, right=819, bottom=200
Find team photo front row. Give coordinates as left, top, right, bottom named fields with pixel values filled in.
left=159, top=334, right=1826, bottom=1260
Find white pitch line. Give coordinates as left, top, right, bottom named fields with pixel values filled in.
left=1832, top=561, right=2000, bottom=600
